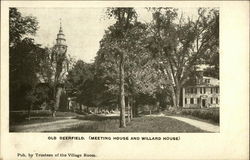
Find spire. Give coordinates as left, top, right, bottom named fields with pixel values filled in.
left=56, top=18, right=66, bottom=46
left=59, top=18, right=63, bottom=33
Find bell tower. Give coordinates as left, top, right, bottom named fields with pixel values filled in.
left=53, top=19, right=68, bottom=112
left=55, top=19, right=67, bottom=58
left=53, top=19, right=68, bottom=82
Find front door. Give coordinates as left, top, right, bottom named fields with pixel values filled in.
left=202, top=99, right=206, bottom=108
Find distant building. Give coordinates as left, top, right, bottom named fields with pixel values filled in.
left=182, top=70, right=219, bottom=108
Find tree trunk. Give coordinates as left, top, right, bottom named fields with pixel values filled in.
left=127, top=97, right=131, bottom=123
left=119, top=53, right=126, bottom=128
left=80, top=104, right=82, bottom=111
left=55, top=87, right=63, bottom=111
left=134, top=100, right=139, bottom=117
left=129, top=94, right=134, bottom=119
left=130, top=100, right=133, bottom=119
left=175, top=86, right=181, bottom=109
left=156, top=101, right=160, bottom=112
left=86, top=106, right=89, bottom=113
left=27, top=103, right=33, bottom=121
left=170, top=86, right=177, bottom=108
left=171, top=85, right=181, bottom=109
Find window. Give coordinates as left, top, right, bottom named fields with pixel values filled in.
left=211, top=98, right=213, bottom=104
left=190, top=98, right=194, bottom=104
left=216, top=98, right=219, bottom=104
left=194, top=88, right=197, bottom=94
left=216, top=87, right=219, bottom=93
left=185, top=98, right=187, bottom=104
left=204, top=88, right=206, bottom=94
left=205, top=79, right=210, bottom=83
left=211, top=88, right=213, bottom=94
left=200, top=87, right=202, bottom=94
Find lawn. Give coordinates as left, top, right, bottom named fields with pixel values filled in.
left=57, top=115, right=206, bottom=132
left=9, top=110, right=81, bottom=126
left=10, top=111, right=209, bottom=132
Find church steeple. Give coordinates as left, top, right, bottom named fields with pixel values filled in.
left=55, top=19, right=67, bottom=59
left=56, top=19, right=67, bottom=47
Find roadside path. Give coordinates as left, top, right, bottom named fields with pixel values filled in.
left=11, top=113, right=119, bottom=132
left=148, top=113, right=219, bottom=132
left=11, top=118, right=93, bottom=132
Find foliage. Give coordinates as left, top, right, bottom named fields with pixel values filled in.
left=10, top=38, right=42, bottom=87
left=67, top=60, right=94, bottom=106
left=9, top=8, right=73, bottom=112
left=203, top=52, right=219, bottom=79
left=9, top=8, right=38, bottom=47
left=96, top=21, right=168, bottom=99
left=66, top=60, right=114, bottom=109
left=9, top=8, right=42, bottom=110
left=33, top=83, right=53, bottom=109
left=146, top=8, right=219, bottom=107
left=180, top=108, right=219, bottom=123
left=104, top=7, right=139, bottom=127
left=37, top=46, right=74, bottom=84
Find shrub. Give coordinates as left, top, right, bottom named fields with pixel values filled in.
left=180, top=108, right=219, bottom=124
left=168, top=107, right=176, bottom=114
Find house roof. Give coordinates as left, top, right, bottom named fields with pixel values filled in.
left=203, top=76, right=219, bottom=86
left=185, top=76, right=219, bottom=88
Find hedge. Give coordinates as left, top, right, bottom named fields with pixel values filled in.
left=180, top=108, right=219, bottom=123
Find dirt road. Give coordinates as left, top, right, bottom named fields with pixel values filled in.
left=10, top=118, right=93, bottom=132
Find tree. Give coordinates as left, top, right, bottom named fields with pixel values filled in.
left=96, top=16, right=169, bottom=121
left=9, top=8, right=46, bottom=120
left=105, top=8, right=137, bottom=128
left=37, top=46, right=74, bottom=115
left=9, top=8, right=38, bottom=47
left=147, top=8, right=219, bottom=108
left=66, top=58, right=118, bottom=113
left=9, top=12, right=42, bottom=109
left=203, top=52, right=219, bottom=79
left=66, top=60, right=94, bottom=110
left=34, top=83, right=53, bottom=109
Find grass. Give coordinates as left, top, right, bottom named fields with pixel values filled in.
left=11, top=117, right=67, bottom=126
left=57, top=115, right=206, bottom=132
left=10, top=110, right=212, bottom=132
left=9, top=110, right=82, bottom=125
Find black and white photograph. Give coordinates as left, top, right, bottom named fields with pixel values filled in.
left=1, top=1, right=249, bottom=160
left=6, top=7, right=220, bottom=133
left=9, top=7, right=220, bottom=133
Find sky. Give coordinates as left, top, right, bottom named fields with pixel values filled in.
left=18, top=8, right=198, bottom=63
